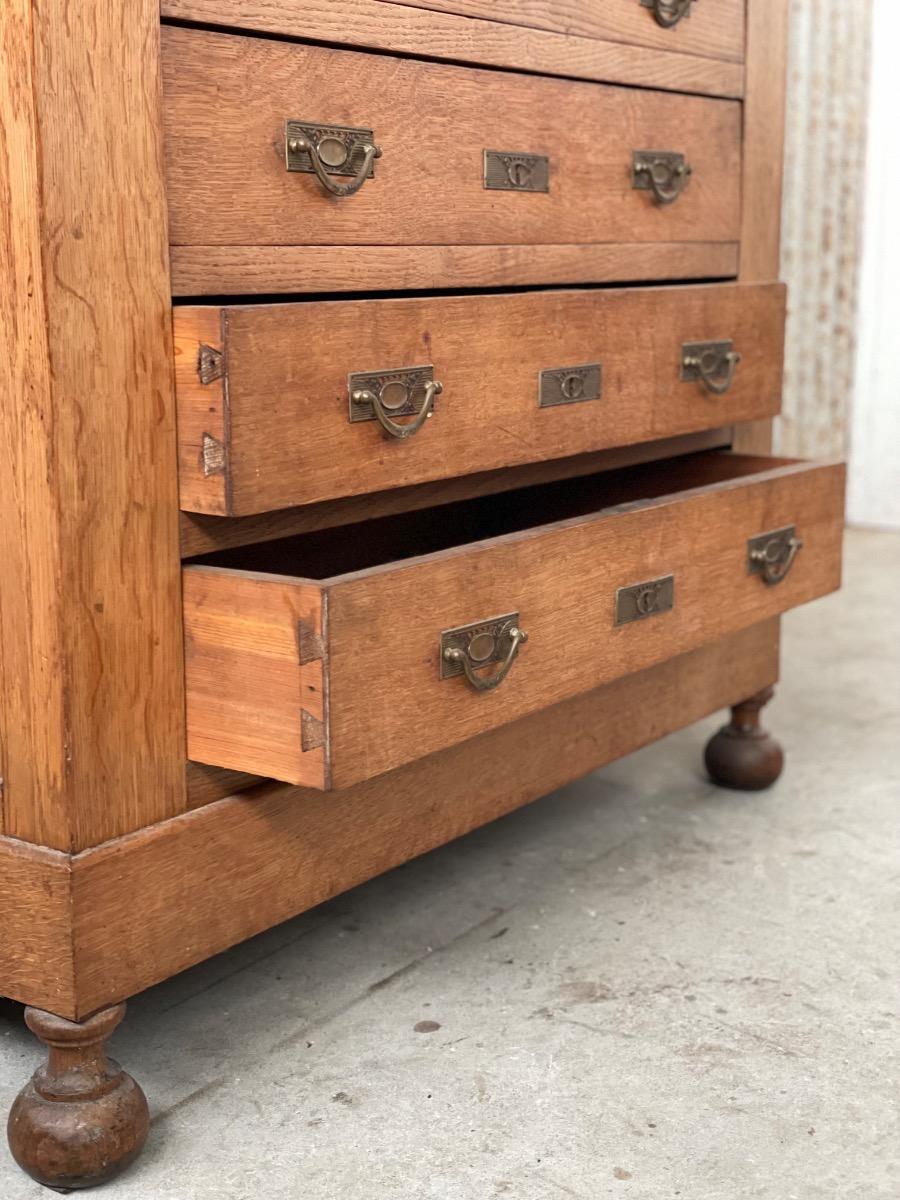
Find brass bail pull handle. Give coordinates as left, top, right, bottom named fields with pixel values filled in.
left=443, top=625, right=528, bottom=692
left=632, top=151, right=693, bottom=205
left=287, top=132, right=382, bottom=197
left=635, top=155, right=692, bottom=204
left=645, top=0, right=694, bottom=29
left=751, top=535, right=803, bottom=585
left=351, top=379, right=443, bottom=440
left=684, top=348, right=741, bottom=395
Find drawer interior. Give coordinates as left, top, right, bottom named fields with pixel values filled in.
left=189, top=452, right=803, bottom=581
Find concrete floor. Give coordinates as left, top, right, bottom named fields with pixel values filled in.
left=1, top=528, right=898, bottom=1198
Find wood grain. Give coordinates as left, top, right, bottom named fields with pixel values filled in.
left=160, top=0, right=745, bottom=98
left=183, top=455, right=844, bottom=788
left=169, top=241, right=739, bottom=297
left=375, top=0, right=745, bottom=61
left=738, top=0, right=789, bottom=282
left=70, top=619, right=779, bottom=1018
left=161, top=27, right=741, bottom=250
left=173, top=308, right=228, bottom=516
left=0, top=1, right=185, bottom=850
left=183, top=573, right=328, bottom=787
left=180, top=429, right=732, bottom=557
left=732, top=0, right=789, bottom=457
left=176, top=284, right=786, bottom=516
left=185, top=763, right=264, bottom=809
left=0, top=836, right=74, bottom=1013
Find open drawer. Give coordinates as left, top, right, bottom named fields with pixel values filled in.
left=175, top=283, right=786, bottom=516
left=183, top=453, right=845, bottom=789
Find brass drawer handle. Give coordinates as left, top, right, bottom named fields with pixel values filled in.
left=351, top=378, right=443, bottom=440
left=285, top=121, right=382, bottom=197
left=441, top=615, right=528, bottom=692
left=632, top=151, right=693, bottom=205
left=682, top=341, right=742, bottom=395
left=748, top=527, right=804, bottom=585
left=641, top=0, right=694, bottom=28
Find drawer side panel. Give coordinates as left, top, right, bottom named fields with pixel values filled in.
left=183, top=568, right=328, bottom=788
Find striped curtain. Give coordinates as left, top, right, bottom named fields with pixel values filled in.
left=776, top=0, right=872, bottom=459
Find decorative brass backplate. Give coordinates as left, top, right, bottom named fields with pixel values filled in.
left=285, top=121, right=377, bottom=179
left=484, top=150, right=550, bottom=193
left=615, top=575, right=675, bottom=626
left=747, top=526, right=798, bottom=578
left=539, top=363, right=602, bottom=408
left=681, top=340, right=737, bottom=384
left=440, top=613, right=520, bottom=680
left=348, top=365, right=437, bottom=424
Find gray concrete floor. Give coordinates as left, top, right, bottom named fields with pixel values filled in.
left=2, top=528, right=898, bottom=1199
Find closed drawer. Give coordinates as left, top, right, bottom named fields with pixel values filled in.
left=161, top=27, right=741, bottom=293
left=176, top=283, right=786, bottom=516
left=380, top=0, right=745, bottom=63
left=183, top=453, right=845, bottom=789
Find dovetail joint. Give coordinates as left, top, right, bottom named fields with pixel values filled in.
left=301, top=710, right=325, bottom=753
left=201, top=433, right=227, bottom=477
left=198, top=343, right=224, bottom=385
left=297, top=620, right=325, bottom=665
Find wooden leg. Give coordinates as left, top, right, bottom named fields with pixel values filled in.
left=7, top=1003, right=148, bottom=1191
left=704, top=685, right=784, bottom=791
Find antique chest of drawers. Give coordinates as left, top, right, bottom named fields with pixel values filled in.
left=0, top=0, right=843, bottom=1188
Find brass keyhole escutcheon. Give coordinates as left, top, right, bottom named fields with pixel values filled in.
left=560, top=373, right=585, bottom=401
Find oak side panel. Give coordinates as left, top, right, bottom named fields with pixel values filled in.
left=1, top=2, right=187, bottom=849
left=160, top=0, right=744, bottom=98
left=183, top=571, right=328, bottom=788
left=0, top=836, right=75, bottom=1013
left=325, top=461, right=843, bottom=788
left=71, top=621, right=780, bottom=1018
left=733, top=0, right=789, bottom=456
left=161, top=28, right=742, bottom=249
left=169, top=241, right=740, bottom=297
left=739, top=0, right=789, bottom=281
left=179, top=429, right=733, bottom=557
left=375, top=0, right=745, bottom=60
left=0, top=0, right=68, bottom=844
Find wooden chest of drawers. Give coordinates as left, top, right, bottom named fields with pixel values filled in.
left=0, top=0, right=844, bottom=1188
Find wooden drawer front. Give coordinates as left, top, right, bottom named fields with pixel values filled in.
left=161, top=28, right=741, bottom=279
left=374, top=0, right=745, bottom=63
left=183, top=454, right=845, bottom=790
left=176, top=284, right=786, bottom=517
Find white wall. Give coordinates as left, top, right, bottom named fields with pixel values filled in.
left=777, top=0, right=870, bottom=463
left=848, top=0, right=900, bottom=528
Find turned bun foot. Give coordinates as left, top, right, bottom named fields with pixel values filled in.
left=704, top=685, right=784, bottom=791
left=8, top=1003, right=148, bottom=1191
